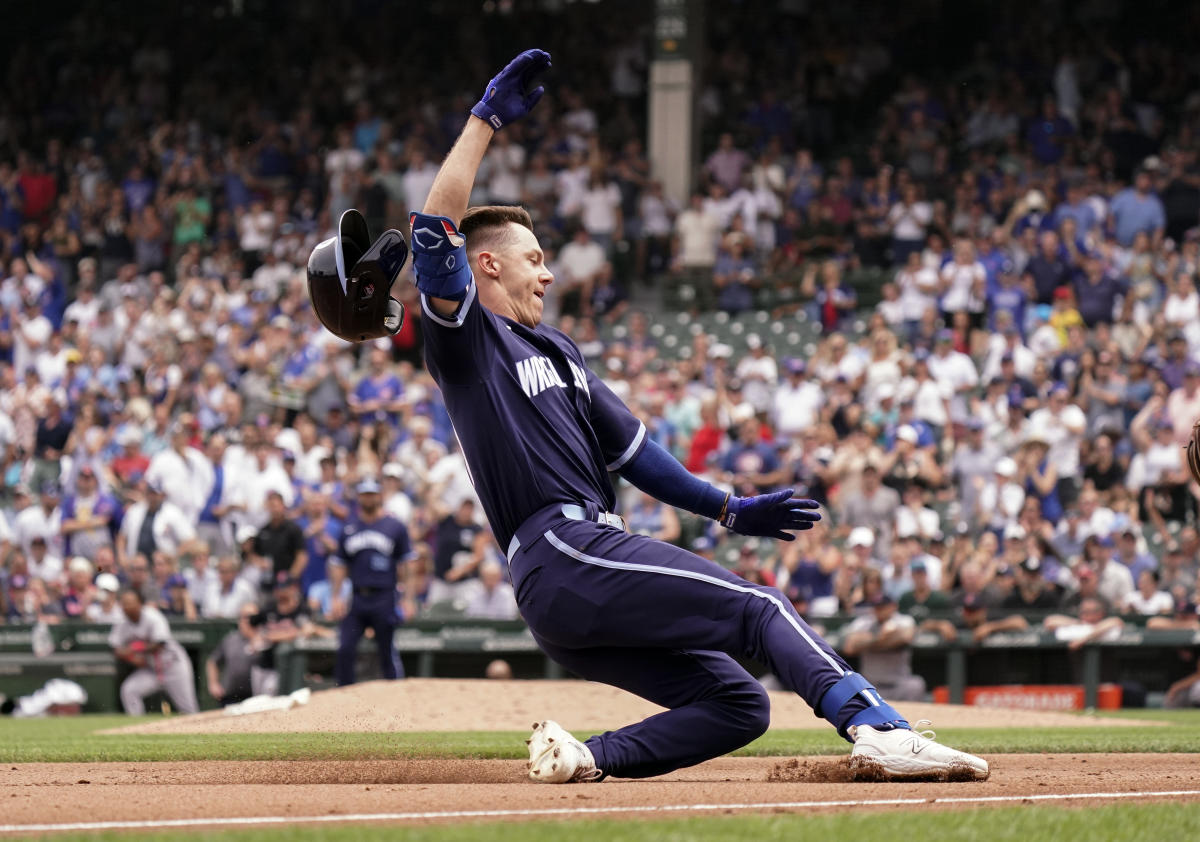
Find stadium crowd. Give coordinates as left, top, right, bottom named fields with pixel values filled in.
left=1, top=3, right=1199, bottom=706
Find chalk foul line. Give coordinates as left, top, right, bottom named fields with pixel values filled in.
left=2, top=788, right=1198, bottom=833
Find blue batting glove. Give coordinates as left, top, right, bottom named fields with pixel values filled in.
left=409, top=213, right=472, bottom=301
left=471, top=49, right=551, bottom=130
left=720, top=489, right=822, bottom=541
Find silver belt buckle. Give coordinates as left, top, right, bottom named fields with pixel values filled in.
left=600, top=512, right=626, bottom=531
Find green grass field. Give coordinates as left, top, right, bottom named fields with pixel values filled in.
left=8, top=804, right=1200, bottom=842
left=3, top=709, right=1199, bottom=764
left=3, top=710, right=1199, bottom=841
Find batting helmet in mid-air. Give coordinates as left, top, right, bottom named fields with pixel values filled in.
left=307, top=209, right=407, bottom=342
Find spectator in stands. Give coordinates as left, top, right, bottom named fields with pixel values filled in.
left=1043, top=596, right=1124, bottom=650
left=202, top=556, right=258, bottom=620
left=841, top=592, right=925, bottom=701
left=308, top=557, right=351, bottom=623
left=60, top=464, right=119, bottom=561
left=118, top=478, right=197, bottom=568
left=86, top=572, right=124, bottom=623
left=898, top=557, right=950, bottom=622
left=464, top=558, right=519, bottom=621
left=250, top=491, right=307, bottom=585
left=1121, top=569, right=1174, bottom=616
left=926, top=592, right=1030, bottom=643
left=248, top=576, right=325, bottom=696
left=430, top=498, right=486, bottom=604
left=1002, top=556, right=1060, bottom=611
left=1109, top=168, right=1165, bottom=248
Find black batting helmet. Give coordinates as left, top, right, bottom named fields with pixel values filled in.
left=307, top=209, right=407, bottom=342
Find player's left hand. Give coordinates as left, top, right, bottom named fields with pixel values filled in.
left=471, top=49, right=551, bottom=130
left=720, top=488, right=821, bottom=541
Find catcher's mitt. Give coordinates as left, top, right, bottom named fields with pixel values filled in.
left=1187, top=420, right=1200, bottom=482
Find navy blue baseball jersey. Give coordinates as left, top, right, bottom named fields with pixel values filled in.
left=421, top=283, right=646, bottom=549
left=336, top=515, right=411, bottom=589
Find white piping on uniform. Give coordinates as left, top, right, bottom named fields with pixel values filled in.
left=543, top=529, right=845, bottom=674
left=420, top=279, right=477, bottom=328
left=605, top=422, right=646, bottom=471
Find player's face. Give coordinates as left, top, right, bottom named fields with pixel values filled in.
left=488, top=224, right=554, bottom=328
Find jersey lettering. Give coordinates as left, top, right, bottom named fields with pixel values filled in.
left=517, top=355, right=569, bottom=399
left=344, top=529, right=395, bottom=558
left=568, top=360, right=590, bottom=397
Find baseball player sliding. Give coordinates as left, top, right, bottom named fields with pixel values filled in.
left=306, top=50, right=987, bottom=783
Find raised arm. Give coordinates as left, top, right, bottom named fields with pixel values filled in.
left=414, top=49, right=551, bottom=317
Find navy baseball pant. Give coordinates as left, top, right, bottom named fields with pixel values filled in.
left=508, top=513, right=899, bottom=779
left=336, top=589, right=402, bottom=685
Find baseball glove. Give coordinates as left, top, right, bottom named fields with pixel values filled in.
left=1188, top=420, right=1200, bottom=483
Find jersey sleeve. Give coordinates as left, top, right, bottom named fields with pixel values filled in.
left=146, top=610, right=171, bottom=645
left=420, top=280, right=504, bottom=386
left=392, top=522, right=412, bottom=563
left=584, top=367, right=647, bottom=471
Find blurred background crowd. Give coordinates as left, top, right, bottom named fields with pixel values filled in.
left=2, top=0, right=1200, bottom=663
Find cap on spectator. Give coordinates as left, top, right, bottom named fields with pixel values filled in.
left=784, top=357, right=806, bottom=375
left=119, top=427, right=142, bottom=447
left=382, top=462, right=404, bottom=479
left=95, top=573, right=120, bottom=593
left=708, top=343, right=733, bottom=360
left=270, top=314, right=291, bottom=330
left=1096, top=534, right=1115, bottom=548
left=726, top=377, right=744, bottom=392
left=1019, top=556, right=1041, bottom=573
left=913, top=348, right=931, bottom=362
left=995, top=457, right=1017, bottom=477
left=67, top=556, right=92, bottom=576
left=166, top=574, right=187, bottom=589
left=31, top=535, right=46, bottom=545
left=1186, top=362, right=1200, bottom=378
left=746, top=333, right=762, bottom=349
left=1034, top=304, right=1052, bottom=321
left=895, top=425, right=918, bottom=444
left=877, top=383, right=897, bottom=401
left=281, top=450, right=296, bottom=462
left=236, top=525, right=257, bottom=545
left=9, top=574, right=28, bottom=589
left=78, top=464, right=96, bottom=479
left=935, top=328, right=954, bottom=343
left=784, top=583, right=812, bottom=604
left=911, top=558, right=928, bottom=573
left=1004, top=523, right=1026, bottom=541
left=1174, top=599, right=1198, bottom=616
left=1000, top=352, right=1014, bottom=363
left=868, top=592, right=895, bottom=607
left=691, top=535, right=715, bottom=553
left=731, top=403, right=756, bottom=424
left=1053, top=287, right=1072, bottom=300
left=40, top=480, right=60, bottom=497
left=930, top=530, right=946, bottom=543
left=1076, top=564, right=1096, bottom=580
left=996, top=564, right=1014, bottom=577
left=966, top=417, right=986, bottom=431
left=847, top=527, right=876, bottom=549
left=64, top=348, right=82, bottom=364
left=273, top=574, right=299, bottom=590
left=356, top=477, right=382, bottom=495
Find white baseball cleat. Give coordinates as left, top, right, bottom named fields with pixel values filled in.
left=526, top=720, right=602, bottom=783
left=849, top=720, right=989, bottom=781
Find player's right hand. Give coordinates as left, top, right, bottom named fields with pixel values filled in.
left=720, top=488, right=822, bottom=541
left=470, top=49, right=551, bottom=130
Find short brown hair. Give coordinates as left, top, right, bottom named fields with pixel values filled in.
left=459, top=205, right=534, bottom=252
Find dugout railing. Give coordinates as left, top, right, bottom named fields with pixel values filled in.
left=1, top=619, right=1197, bottom=713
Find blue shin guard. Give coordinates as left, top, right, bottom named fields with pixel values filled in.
left=817, top=671, right=909, bottom=739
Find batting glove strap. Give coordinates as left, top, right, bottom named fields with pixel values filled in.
left=471, top=49, right=551, bottom=130
left=721, top=489, right=822, bottom=541
left=409, top=212, right=471, bottom=301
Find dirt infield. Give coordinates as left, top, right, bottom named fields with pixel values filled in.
left=103, top=679, right=1160, bottom=735
left=6, top=681, right=1190, bottom=834
left=4, top=755, right=1200, bottom=831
